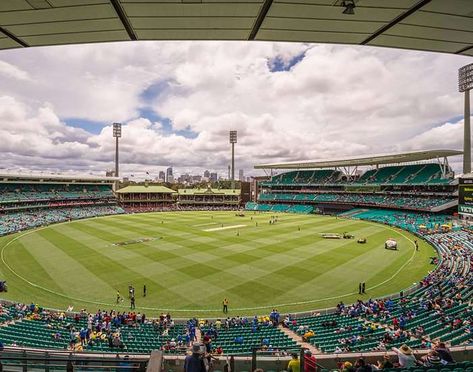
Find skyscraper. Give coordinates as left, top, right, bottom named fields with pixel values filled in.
left=158, top=171, right=165, bottom=182
left=166, top=167, right=173, bottom=183
left=239, top=169, right=244, bottom=181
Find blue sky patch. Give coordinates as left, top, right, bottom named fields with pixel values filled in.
left=64, top=118, right=106, bottom=134
left=140, top=80, right=171, bottom=103
left=138, top=108, right=198, bottom=139
left=268, top=51, right=306, bottom=72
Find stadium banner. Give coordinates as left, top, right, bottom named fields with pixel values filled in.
left=459, top=178, right=473, bottom=216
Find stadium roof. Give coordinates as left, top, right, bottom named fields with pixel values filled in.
left=0, top=1, right=472, bottom=56
left=178, top=188, right=240, bottom=196
left=0, top=173, right=117, bottom=182
left=116, top=185, right=176, bottom=193
left=254, top=149, right=463, bottom=169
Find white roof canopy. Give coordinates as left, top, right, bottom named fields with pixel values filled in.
left=254, top=149, right=463, bottom=169
left=0, top=173, right=117, bottom=183
left=0, top=1, right=472, bottom=56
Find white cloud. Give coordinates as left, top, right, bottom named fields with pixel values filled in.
left=0, top=41, right=470, bottom=178
left=0, top=60, right=30, bottom=81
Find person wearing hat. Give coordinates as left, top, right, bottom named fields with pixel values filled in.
left=392, top=344, right=417, bottom=368
left=303, top=349, right=317, bottom=372
left=340, top=361, right=354, bottom=372
left=184, top=343, right=206, bottom=372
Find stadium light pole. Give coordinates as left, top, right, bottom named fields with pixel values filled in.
left=113, top=123, right=122, bottom=188
left=459, top=63, right=473, bottom=174
left=229, top=130, right=237, bottom=189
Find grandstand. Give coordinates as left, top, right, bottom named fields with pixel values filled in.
left=177, top=187, right=241, bottom=209
left=116, top=184, right=176, bottom=212
left=286, top=227, right=473, bottom=355
left=251, top=150, right=459, bottom=214
left=0, top=174, right=123, bottom=236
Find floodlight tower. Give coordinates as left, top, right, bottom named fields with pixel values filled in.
left=113, top=123, right=122, bottom=188
left=459, top=63, right=473, bottom=174
left=229, top=130, right=237, bottom=189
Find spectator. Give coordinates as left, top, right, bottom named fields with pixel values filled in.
left=354, top=358, right=372, bottom=372
left=303, top=350, right=316, bottom=372
left=421, top=350, right=442, bottom=367
left=184, top=343, right=206, bottom=372
left=287, top=353, right=300, bottom=372
left=392, top=344, right=416, bottom=368
left=433, top=341, right=455, bottom=363
left=340, top=361, right=354, bottom=372
left=375, top=355, right=393, bottom=369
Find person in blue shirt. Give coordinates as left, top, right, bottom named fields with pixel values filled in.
left=184, top=343, right=206, bottom=372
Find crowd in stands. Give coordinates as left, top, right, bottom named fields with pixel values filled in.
left=257, top=192, right=452, bottom=211
left=0, top=181, right=123, bottom=236
left=349, top=209, right=456, bottom=235
left=280, top=226, right=473, bottom=370
left=0, top=205, right=124, bottom=236
left=0, top=183, right=113, bottom=203
left=0, top=227, right=471, bottom=365
left=115, top=205, right=241, bottom=214
left=0, top=302, right=184, bottom=354
left=246, top=202, right=314, bottom=214
left=262, top=163, right=451, bottom=187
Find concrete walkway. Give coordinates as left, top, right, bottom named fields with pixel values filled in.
left=278, top=325, right=320, bottom=355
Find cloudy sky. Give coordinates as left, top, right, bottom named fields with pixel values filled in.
left=0, top=40, right=471, bottom=179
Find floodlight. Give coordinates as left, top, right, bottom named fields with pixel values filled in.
left=459, top=63, right=473, bottom=92
left=459, top=63, right=472, bottom=174
left=229, top=130, right=237, bottom=144
left=113, top=122, right=122, bottom=138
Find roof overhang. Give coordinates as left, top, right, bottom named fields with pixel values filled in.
left=0, top=1, right=472, bottom=56
left=0, top=173, right=118, bottom=182
left=116, top=185, right=176, bottom=193
left=254, top=149, right=463, bottom=169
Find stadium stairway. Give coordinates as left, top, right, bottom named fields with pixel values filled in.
left=337, top=209, right=369, bottom=218
left=277, top=324, right=319, bottom=355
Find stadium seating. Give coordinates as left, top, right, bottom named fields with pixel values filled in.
left=264, top=163, right=452, bottom=187
left=349, top=209, right=456, bottom=234
left=245, top=202, right=313, bottom=214
left=0, top=306, right=185, bottom=354
left=287, top=228, right=473, bottom=354
left=0, top=180, right=122, bottom=236
left=0, top=209, right=470, bottom=360
left=0, top=184, right=113, bottom=203
left=261, top=169, right=343, bottom=186
left=200, top=322, right=297, bottom=355
left=254, top=193, right=452, bottom=212
left=0, top=206, right=124, bottom=236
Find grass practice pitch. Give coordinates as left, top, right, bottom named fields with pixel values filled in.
left=0, top=211, right=435, bottom=317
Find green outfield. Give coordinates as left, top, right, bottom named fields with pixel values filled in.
left=0, top=211, right=435, bottom=317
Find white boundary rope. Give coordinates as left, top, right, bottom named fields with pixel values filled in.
left=0, top=215, right=420, bottom=313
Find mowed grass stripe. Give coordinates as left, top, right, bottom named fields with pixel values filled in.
left=0, top=212, right=435, bottom=316
left=5, top=238, right=64, bottom=294
left=55, top=224, right=208, bottom=307
left=28, top=230, right=117, bottom=297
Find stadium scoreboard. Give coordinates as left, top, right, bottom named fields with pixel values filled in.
left=459, top=178, right=473, bottom=216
